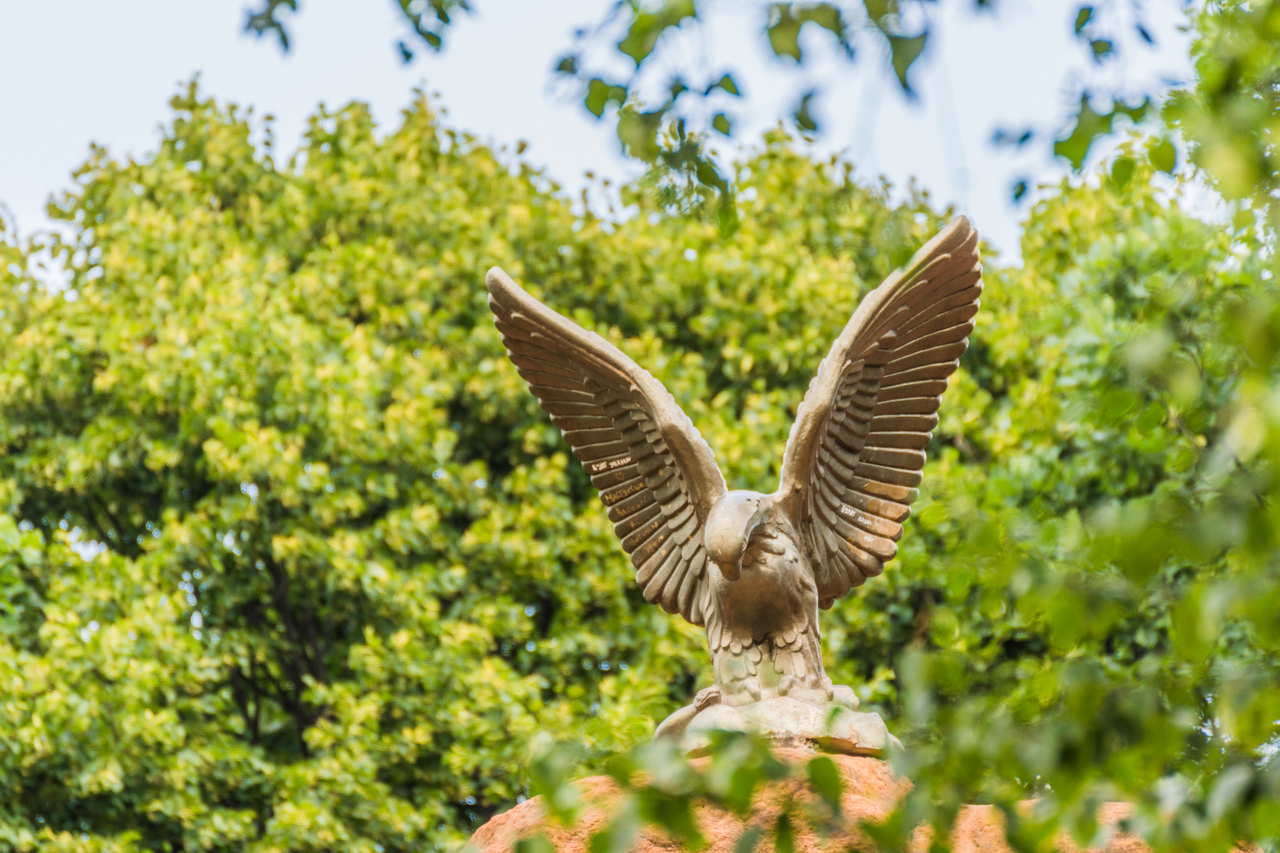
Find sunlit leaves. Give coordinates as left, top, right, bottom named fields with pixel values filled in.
left=886, top=32, right=928, bottom=92
left=1109, top=154, right=1136, bottom=190
left=617, top=0, right=697, bottom=66
left=707, top=73, right=739, bottom=97
left=863, top=0, right=929, bottom=94
left=1074, top=6, right=1093, bottom=35
left=394, top=0, right=473, bottom=59
left=791, top=91, right=819, bottom=134
left=243, top=0, right=297, bottom=50
left=765, top=3, right=851, bottom=63
left=1165, top=0, right=1280, bottom=220
left=535, top=733, right=821, bottom=851
left=1053, top=94, right=1150, bottom=171
left=804, top=755, right=843, bottom=811
left=617, top=105, right=665, bottom=160
left=1146, top=135, right=1176, bottom=175
left=245, top=0, right=472, bottom=59
left=585, top=78, right=628, bottom=118
left=236, top=0, right=1247, bottom=209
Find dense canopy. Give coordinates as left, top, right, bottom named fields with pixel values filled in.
left=1, top=63, right=1278, bottom=852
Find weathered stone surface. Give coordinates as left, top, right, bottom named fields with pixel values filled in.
left=936, top=803, right=1147, bottom=853
left=466, top=750, right=1153, bottom=853
left=679, top=697, right=900, bottom=756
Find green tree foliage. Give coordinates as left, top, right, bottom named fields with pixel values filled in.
left=2, top=34, right=1280, bottom=851
left=244, top=1, right=1269, bottom=208
left=519, top=130, right=1280, bottom=849
left=1167, top=0, right=1280, bottom=222
left=0, top=84, right=946, bottom=850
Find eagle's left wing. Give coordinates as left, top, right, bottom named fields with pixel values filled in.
left=776, top=216, right=982, bottom=608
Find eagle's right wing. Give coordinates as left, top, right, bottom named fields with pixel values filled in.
left=486, top=268, right=728, bottom=626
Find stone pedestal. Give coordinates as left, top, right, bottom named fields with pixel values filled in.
left=466, top=749, right=1153, bottom=853
left=676, top=697, right=900, bottom=757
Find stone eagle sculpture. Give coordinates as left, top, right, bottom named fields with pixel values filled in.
left=486, top=216, right=982, bottom=754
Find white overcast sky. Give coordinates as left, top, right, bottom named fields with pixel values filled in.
left=0, top=1, right=1195, bottom=259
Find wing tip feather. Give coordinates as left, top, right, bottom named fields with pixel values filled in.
left=485, top=265, right=514, bottom=293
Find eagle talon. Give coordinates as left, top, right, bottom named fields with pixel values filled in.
left=832, top=684, right=859, bottom=711
left=693, top=686, right=722, bottom=712
left=721, top=676, right=762, bottom=706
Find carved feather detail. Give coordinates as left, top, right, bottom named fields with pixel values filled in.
left=779, top=215, right=982, bottom=605
left=486, top=268, right=727, bottom=627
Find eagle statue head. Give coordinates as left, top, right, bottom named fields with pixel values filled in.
left=704, top=490, right=775, bottom=581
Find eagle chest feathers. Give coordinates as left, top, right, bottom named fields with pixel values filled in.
left=485, top=214, right=983, bottom=713
left=711, top=518, right=816, bottom=649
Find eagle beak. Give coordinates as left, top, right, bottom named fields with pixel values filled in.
left=705, top=491, right=769, bottom=583
left=714, top=560, right=742, bottom=582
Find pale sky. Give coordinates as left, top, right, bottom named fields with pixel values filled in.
left=0, top=1, right=1194, bottom=259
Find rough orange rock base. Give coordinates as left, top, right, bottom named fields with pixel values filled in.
left=467, top=749, right=1150, bottom=853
